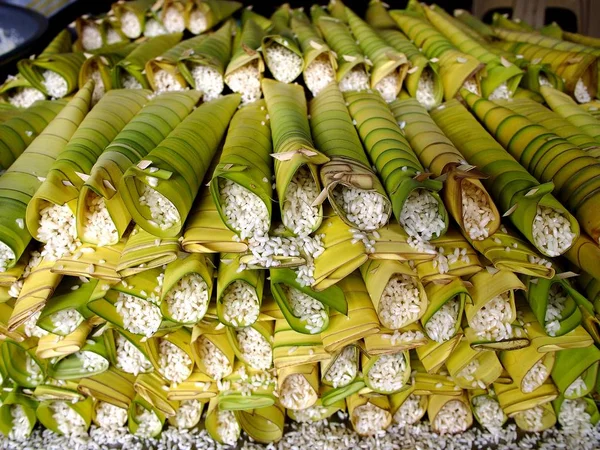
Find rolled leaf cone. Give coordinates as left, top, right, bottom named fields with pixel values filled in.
left=241, top=7, right=271, bottom=30
left=420, top=278, right=468, bottom=342
left=0, top=75, right=44, bottom=107
left=0, top=103, right=20, bottom=122
left=261, top=4, right=303, bottom=84
left=41, top=29, right=73, bottom=56
left=185, top=0, right=242, bottom=35
left=365, top=0, right=398, bottom=30
left=389, top=384, right=429, bottom=421
left=227, top=320, right=274, bottom=369
left=554, top=394, right=600, bottom=428
left=182, top=187, right=248, bottom=254
left=262, top=79, right=328, bottom=236
left=190, top=320, right=234, bottom=380
left=116, top=227, right=179, bottom=277
left=462, top=89, right=600, bottom=244
left=287, top=392, right=346, bottom=422
left=493, top=26, right=600, bottom=57
left=79, top=90, right=200, bottom=246
left=319, top=344, right=365, bottom=405
left=424, top=7, right=523, bottom=99
left=145, top=34, right=208, bottom=91
left=112, top=33, right=183, bottom=89
left=517, top=62, right=565, bottom=94
left=551, top=346, right=600, bottom=399
left=218, top=360, right=277, bottom=410
left=311, top=8, right=370, bottom=89
left=370, top=222, right=437, bottom=261
left=235, top=403, right=285, bottom=444
left=428, top=392, right=473, bottom=434
left=167, top=371, right=217, bottom=402
left=47, top=337, right=108, bottom=379
left=33, top=380, right=84, bottom=402
left=492, top=13, right=535, bottom=31
left=127, top=395, right=165, bottom=437
left=359, top=259, right=427, bottom=329
left=36, top=321, right=92, bottom=359
left=346, top=393, right=392, bottom=436
left=468, top=389, right=508, bottom=428
left=431, top=99, right=580, bottom=257
left=17, top=52, right=86, bottom=98
left=309, top=82, right=391, bottom=230
left=52, top=241, right=124, bottom=282
left=497, top=97, right=600, bottom=158
left=346, top=8, right=409, bottom=101
left=428, top=5, right=490, bottom=45
left=390, top=10, right=484, bottom=100
left=0, top=84, right=91, bottom=272
left=320, top=272, right=379, bottom=353
left=26, top=89, right=149, bottom=242
left=417, top=333, right=462, bottom=376
left=343, top=90, right=447, bottom=235
left=361, top=350, right=410, bottom=394
left=565, top=234, right=600, bottom=281
left=578, top=271, right=600, bottom=311
left=379, top=29, right=444, bottom=109
left=415, top=229, right=482, bottom=283
left=0, top=99, right=65, bottom=171
left=445, top=339, right=503, bottom=389
left=327, top=0, right=348, bottom=22
left=216, top=254, right=264, bottom=328
left=524, top=274, right=592, bottom=337
left=272, top=319, right=328, bottom=368
left=36, top=397, right=93, bottom=435
left=74, top=16, right=110, bottom=51
left=270, top=268, right=347, bottom=334
left=0, top=338, right=46, bottom=388
left=513, top=87, right=545, bottom=103
left=390, top=97, right=501, bottom=240
left=224, top=19, right=266, bottom=102
left=112, top=0, right=155, bottom=39
left=0, top=247, right=31, bottom=286
left=515, top=401, right=558, bottom=432
left=311, top=210, right=368, bottom=291
left=562, top=30, right=600, bottom=48
left=8, top=260, right=62, bottom=331
left=277, top=363, right=319, bottom=410
left=540, top=85, right=600, bottom=144
left=209, top=100, right=272, bottom=237
left=133, top=371, right=179, bottom=417
left=177, top=20, right=233, bottom=95
left=103, top=328, right=153, bottom=375
left=77, top=366, right=136, bottom=410
left=145, top=327, right=194, bottom=379
left=0, top=390, right=38, bottom=438
left=363, top=323, right=429, bottom=354
left=494, top=40, right=598, bottom=99
left=120, top=94, right=240, bottom=237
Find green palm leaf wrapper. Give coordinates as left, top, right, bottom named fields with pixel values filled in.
left=431, top=98, right=580, bottom=258
left=120, top=94, right=240, bottom=237
left=261, top=79, right=328, bottom=236
left=446, top=339, right=503, bottom=389
left=17, top=52, right=86, bottom=99
left=184, top=0, right=242, bottom=35
left=209, top=100, right=272, bottom=241
left=77, top=90, right=201, bottom=247
left=218, top=360, right=277, bottom=410
left=390, top=97, right=501, bottom=240
left=0, top=84, right=91, bottom=275
left=423, top=6, right=523, bottom=100
left=347, top=393, right=392, bottom=436
left=365, top=0, right=399, bottom=30
left=346, top=8, right=409, bottom=103
left=116, top=226, right=179, bottom=277
left=144, top=34, right=207, bottom=92
left=36, top=397, right=93, bottom=436
left=261, top=4, right=304, bottom=84
left=0, top=389, right=38, bottom=439
left=344, top=90, right=448, bottom=244
left=127, top=395, right=165, bottom=438
left=309, top=82, right=391, bottom=231
left=271, top=318, right=328, bottom=368
left=235, top=403, right=285, bottom=444
left=311, top=6, right=371, bottom=94
left=379, top=29, right=444, bottom=110
left=551, top=346, right=600, bottom=399
left=47, top=337, right=109, bottom=380
left=390, top=9, right=484, bottom=100
left=112, top=33, right=183, bottom=89
left=112, top=0, right=155, bottom=39
left=177, top=20, right=233, bottom=100
left=462, top=89, right=600, bottom=245
left=1, top=338, right=46, bottom=388
left=319, top=344, right=365, bottom=406
left=25, top=88, right=150, bottom=254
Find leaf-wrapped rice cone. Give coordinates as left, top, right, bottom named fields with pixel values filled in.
left=47, top=336, right=109, bottom=379
left=127, top=395, right=165, bottom=438
left=551, top=346, right=600, bottom=399
left=116, top=226, right=179, bottom=277
left=120, top=94, right=240, bottom=238
left=344, top=90, right=447, bottom=244
left=468, top=389, right=508, bottom=433
left=272, top=318, right=329, bottom=368
left=185, top=0, right=242, bottom=35
left=445, top=339, right=503, bottom=389
left=319, top=344, right=364, bottom=406
left=218, top=360, right=277, bottom=410
left=234, top=403, right=284, bottom=444
left=389, top=385, right=429, bottom=426
left=112, top=0, right=155, bottom=39
left=428, top=392, right=473, bottom=434
left=420, top=278, right=468, bottom=344
left=1, top=338, right=47, bottom=388
left=390, top=10, right=484, bottom=100
left=78, top=90, right=200, bottom=247
left=17, top=52, right=86, bottom=99
left=309, top=82, right=391, bottom=231
left=363, top=323, right=429, bottom=354
left=0, top=390, right=38, bottom=440
left=36, top=397, right=92, bottom=436
left=112, top=33, right=183, bottom=89
left=347, top=393, right=392, bottom=436
left=277, top=363, right=319, bottom=410
left=346, top=8, right=409, bottom=103
left=0, top=75, right=46, bottom=109
left=365, top=0, right=398, bottom=30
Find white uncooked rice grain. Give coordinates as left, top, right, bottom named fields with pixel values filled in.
left=282, top=166, right=320, bottom=236
left=393, top=394, right=425, bottom=426
left=23, top=311, right=48, bottom=338
left=106, top=28, right=123, bottom=45
left=545, top=283, right=567, bottom=336
left=190, top=64, right=224, bottom=101
left=158, top=339, right=193, bottom=384
left=196, top=336, right=232, bottom=380
left=0, top=240, right=15, bottom=272
left=265, top=44, right=302, bottom=83
left=134, top=406, right=161, bottom=437
left=8, top=87, right=44, bottom=108
left=488, top=82, right=511, bottom=100
left=235, top=327, right=272, bottom=370
left=174, top=400, right=202, bottom=429
left=219, top=178, right=269, bottom=239
left=37, top=202, right=80, bottom=260
left=279, top=374, right=317, bottom=410
left=378, top=274, right=421, bottom=329
left=339, top=65, right=370, bottom=92
left=539, top=74, right=553, bottom=87
left=559, top=398, right=593, bottom=434
left=90, top=70, right=105, bottom=104
left=121, top=73, right=142, bottom=89
left=292, top=406, right=330, bottom=422
left=424, top=298, right=459, bottom=343
left=462, top=77, right=479, bottom=95
left=470, top=292, right=513, bottom=342
left=114, top=333, right=153, bottom=375
left=188, top=10, right=208, bottom=34
left=565, top=375, right=588, bottom=398
left=283, top=285, right=327, bottom=333
left=83, top=192, right=118, bottom=246
left=323, top=346, right=358, bottom=388
left=139, top=184, right=180, bottom=231
left=333, top=186, right=389, bottom=231
left=51, top=401, right=87, bottom=436
left=416, top=68, right=437, bottom=110
left=522, top=359, right=548, bottom=393
left=516, top=405, right=546, bottom=432
left=367, top=353, right=407, bottom=393
left=144, top=19, right=167, bottom=37
left=225, top=62, right=262, bottom=104
left=81, top=25, right=102, bottom=50
left=472, top=395, right=506, bottom=435
left=163, top=7, right=185, bottom=33
left=575, top=78, right=592, bottom=103
left=533, top=206, right=575, bottom=257
left=216, top=410, right=240, bottom=446
left=304, top=54, right=335, bottom=96
left=400, top=189, right=445, bottom=244
left=8, top=405, right=30, bottom=441
left=461, top=182, right=494, bottom=240
left=115, top=292, right=162, bottom=337
left=375, top=72, right=399, bottom=103
left=153, top=69, right=184, bottom=92
left=50, top=308, right=84, bottom=335
left=42, top=71, right=68, bottom=98
left=433, top=400, right=470, bottom=434
left=222, top=280, right=260, bottom=327
left=120, top=11, right=142, bottom=38
left=76, top=350, right=109, bottom=373
left=95, top=402, right=128, bottom=429
left=165, top=273, right=209, bottom=324
left=352, top=403, right=390, bottom=436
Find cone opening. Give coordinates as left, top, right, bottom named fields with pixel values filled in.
left=352, top=402, right=390, bottom=436
left=8, top=404, right=31, bottom=440
left=94, top=401, right=128, bottom=428
left=432, top=400, right=470, bottom=434
left=399, top=189, right=446, bottom=245
left=514, top=405, right=550, bottom=432
left=545, top=283, right=568, bottom=336
left=37, top=201, right=80, bottom=260
left=165, top=273, right=210, bottom=324
left=89, top=69, right=105, bottom=104
left=153, top=69, right=185, bottom=93
left=137, top=181, right=180, bottom=232
left=114, top=332, right=153, bottom=375
left=80, top=24, right=102, bottom=51
left=393, top=393, right=426, bottom=426
left=225, top=60, right=262, bottom=105
left=82, top=191, right=118, bottom=247
left=323, top=346, right=358, bottom=388
left=216, top=409, right=240, bottom=445
left=379, top=274, right=421, bottom=329
left=174, top=399, right=202, bottom=428
left=521, top=357, right=550, bottom=393
left=425, top=298, right=460, bottom=343
left=144, top=19, right=168, bottom=38
left=50, top=400, right=87, bottom=436
left=281, top=284, right=327, bottom=333
left=339, top=64, right=370, bottom=92
left=462, top=75, right=480, bottom=96
left=265, top=42, right=303, bottom=84
left=367, top=352, right=408, bottom=393
left=115, top=292, right=162, bottom=337
left=470, top=291, right=514, bottom=342
left=532, top=206, right=576, bottom=257
left=564, top=374, right=588, bottom=398
left=134, top=404, right=161, bottom=437
left=163, top=6, right=186, bottom=33
left=121, top=71, right=143, bottom=90
left=221, top=280, right=260, bottom=327
left=157, top=339, right=193, bottom=384
left=332, top=184, right=390, bottom=231
left=282, top=165, right=320, bottom=237
left=304, top=54, right=336, bottom=97
left=218, top=178, right=269, bottom=239
left=416, top=68, right=437, bottom=110
left=472, top=395, right=506, bottom=433
left=0, top=241, right=16, bottom=273
left=461, top=180, right=495, bottom=241
left=7, top=87, right=45, bottom=108
left=188, top=9, right=208, bottom=35
left=48, top=308, right=84, bottom=335
left=235, top=327, right=272, bottom=370
left=196, top=336, right=232, bottom=380
left=558, top=398, right=593, bottom=433
left=375, top=71, right=401, bottom=103
left=190, top=64, right=225, bottom=101
left=279, top=373, right=317, bottom=410
left=120, top=11, right=142, bottom=39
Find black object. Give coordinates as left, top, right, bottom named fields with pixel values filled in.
left=0, top=3, right=48, bottom=66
